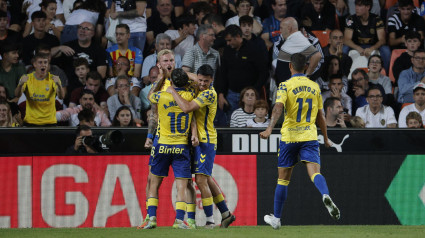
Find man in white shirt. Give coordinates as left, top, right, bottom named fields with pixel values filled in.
left=355, top=85, right=397, bottom=128
left=398, top=82, right=425, bottom=127
left=165, top=16, right=196, bottom=58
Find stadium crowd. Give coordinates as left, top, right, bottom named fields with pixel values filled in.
left=1, top=0, right=425, bottom=129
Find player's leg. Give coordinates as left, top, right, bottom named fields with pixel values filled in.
left=195, top=174, right=215, bottom=228
left=301, top=141, right=340, bottom=220
left=186, top=179, right=197, bottom=228
left=173, top=178, right=190, bottom=229
left=144, top=174, right=163, bottom=229
left=208, top=177, right=236, bottom=228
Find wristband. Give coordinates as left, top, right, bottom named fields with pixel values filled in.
left=147, top=133, right=153, bottom=139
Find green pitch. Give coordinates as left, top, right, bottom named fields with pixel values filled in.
left=1, top=226, right=424, bottom=238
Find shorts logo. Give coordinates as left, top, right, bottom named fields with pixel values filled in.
left=200, top=154, right=206, bottom=163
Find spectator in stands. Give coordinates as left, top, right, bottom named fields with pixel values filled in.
left=191, top=1, right=214, bottom=26
left=347, top=0, right=381, bottom=17
left=0, top=44, right=25, bottom=100
left=0, top=10, right=22, bottom=46
left=22, top=11, right=60, bottom=66
left=261, top=0, right=287, bottom=49
left=66, top=125, right=98, bottom=153
left=355, top=85, right=397, bottom=128
left=141, top=33, right=182, bottom=84
left=140, top=66, right=158, bottom=118
left=398, top=82, right=425, bottom=128
left=182, top=24, right=220, bottom=74
left=202, top=14, right=226, bottom=56
left=216, top=25, right=268, bottom=123
left=112, top=105, right=136, bottom=127
left=322, top=74, right=352, bottom=115
left=106, top=24, right=143, bottom=78
left=230, top=86, right=258, bottom=127
left=146, top=0, right=184, bottom=18
left=0, top=83, right=21, bottom=124
left=225, top=0, right=262, bottom=36
left=343, top=0, right=390, bottom=73
left=322, top=29, right=352, bottom=77
left=23, top=0, right=64, bottom=39
left=107, top=75, right=142, bottom=124
left=349, top=115, right=365, bottom=128
left=165, top=16, right=196, bottom=59
left=387, top=0, right=424, bottom=49
left=77, top=108, right=96, bottom=127
left=105, top=56, right=142, bottom=97
left=69, top=58, right=89, bottom=96
left=15, top=52, right=64, bottom=126
left=405, top=111, right=423, bottom=128
left=146, top=0, right=177, bottom=47
left=367, top=54, right=392, bottom=94
left=392, top=31, right=421, bottom=85
left=316, top=56, right=348, bottom=93
left=398, top=49, right=425, bottom=103
left=274, top=17, right=322, bottom=84
left=52, top=21, right=108, bottom=80
left=246, top=99, right=269, bottom=128
left=301, top=0, right=336, bottom=32
left=349, top=68, right=385, bottom=113
left=2, top=0, right=25, bottom=32
left=56, top=89, right=111, bottom=126
left=69, top=71, right=109, bottom=114
left=110, top=0, right=147, bottom=53
left=239, top=16, right=267, bottom=52
left=324, top=97, right=348, bottom=128
left=0, top=99, right=19, bottom=127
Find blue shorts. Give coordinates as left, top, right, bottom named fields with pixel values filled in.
left=148, top=135, right=159, bottom=166
left=193, top=143, right=216, bottom=176
left=150, top=144, right=191, bottom=179
left=278, top=141, right=320, bottom=168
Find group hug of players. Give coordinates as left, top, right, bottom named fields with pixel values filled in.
left=139, top=49, right=340, bottom=230
left=139, top=49, right=235, bottom=229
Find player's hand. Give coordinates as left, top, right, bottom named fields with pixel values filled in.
left=259, top=128, right=272, bottom=139
left=324, top=138, right=333, bottom=148
left=144, top=138, right=153, bottom=149
left=166, top=86, right=175, bottom=94
left=191, top=135, right=199, bottom=147
left=53, top=75, right=61, bottom=85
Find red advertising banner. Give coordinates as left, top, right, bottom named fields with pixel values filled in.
left=0, top=155, right=257, bottom=228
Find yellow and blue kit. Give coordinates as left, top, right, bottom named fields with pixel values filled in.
left=275, top=73, right=323, bottom=167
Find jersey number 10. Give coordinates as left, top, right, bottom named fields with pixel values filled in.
left=168, top=112, right=189, bottom=133
left=296, top=98, right=312, bottom=122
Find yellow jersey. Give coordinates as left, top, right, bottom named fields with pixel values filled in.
left=22, top=72, right=58, bottom=125
left=193, top=85, right=217, bottom=144
left=149, top=88, right=195, bottom=144
left=276, top=74, right=323, bottom=142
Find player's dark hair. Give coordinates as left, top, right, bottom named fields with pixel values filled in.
left=75, top=124, right=91, bottom=136
left=239, top=15, right=254, bottom=26
left=197, top=64, right=214, bottom=77
left=324, top=97, right=340, bottom=113
left=398, top=0, right=414, bottom=8
left=116, top=23, right=130, bottom=33
left=31, top=10, right=47, bottom=21
left=171, top=68, right=189, bottom=87
left=404, top=31, right=421, bottom=41
left=224, top=25, right=243, bottom=37
left=78, top=108, right=95, bottom=123
left=290, top=53, right=307, bottom=72
left=112, top=106, right=136, bottom=127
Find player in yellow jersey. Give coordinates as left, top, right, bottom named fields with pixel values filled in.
left=167, top=64, right=236, bottom=229
left=15, top=52, right=64, bottom=126
left=260, top=53, right=340, bottom=229
left=144, top=68, right=196, bottom=229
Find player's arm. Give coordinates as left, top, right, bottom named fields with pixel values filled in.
left=316, top=109, right=332, bottom=148
left=259, top=102, right=283, bottom=139
left=144, top=103, right=158, bottom=149
left=166, top=86, right=200, bottom=113
left=190, top=114, right=199, bottom=147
